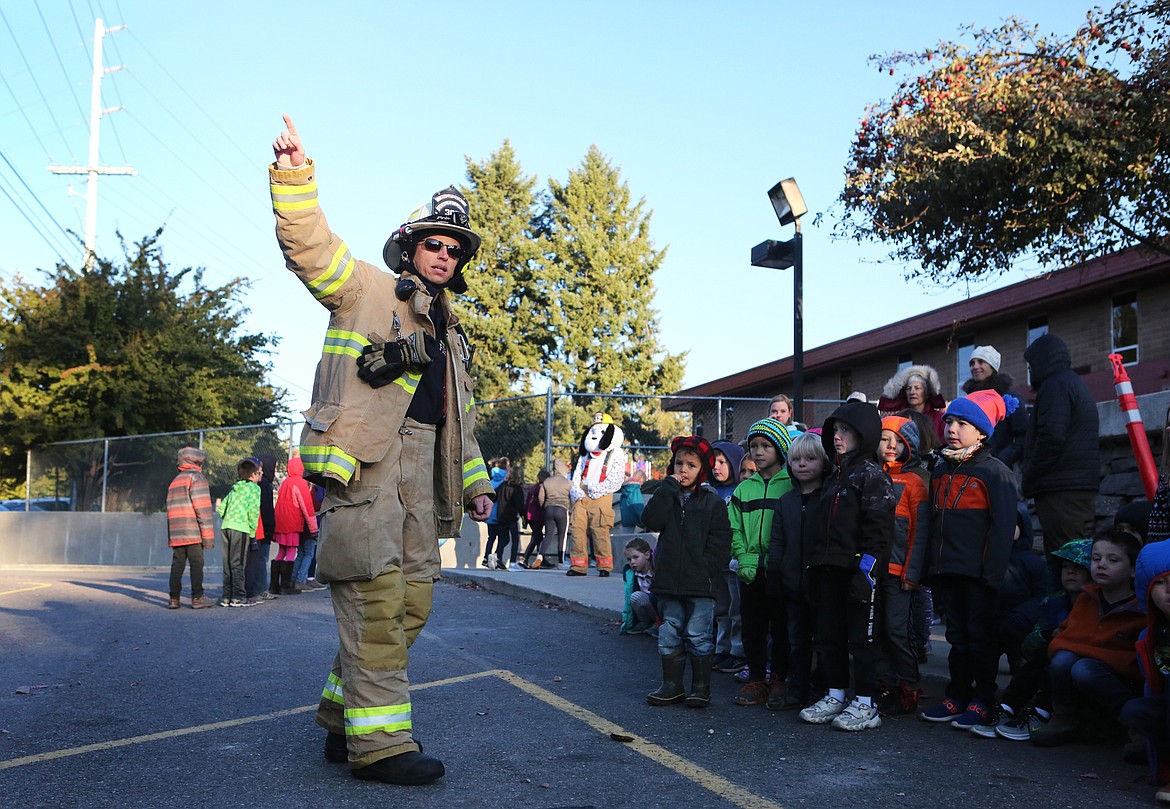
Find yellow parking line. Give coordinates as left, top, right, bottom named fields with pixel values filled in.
left=0, top=667, right=784, bottom=808
left=0, top=583, right=52, bottom=597
left=495, top=669, right=784, bottom=809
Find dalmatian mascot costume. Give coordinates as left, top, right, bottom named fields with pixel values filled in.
left=568, top=413, right=627, bottom=576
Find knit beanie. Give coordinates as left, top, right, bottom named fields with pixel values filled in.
left=970, top=345, right=1001, bottom=372
left=880, top=416, right=913, bottom=463
left=670, top=435, right=715, bottom=484
left=747, top=417, right=793, bottom=459
left=943, top=389, right=1006, bottom=438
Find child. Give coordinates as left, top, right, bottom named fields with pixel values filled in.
left=1032, top=529, right=1144, bottom=747
left=738, top=454, right=758, bottom=483
left=969, top=538, right=1093, bottom=740
left=520, top=470, right=549, bottom=569
left=621, top=536, right=657, bottom=635
left=481, top=464, right=508, bottom=570
left=799, top=401, right=895, bottom=731
left=920, top=390, right=1018, bottom=728
left=272, top=453, right=319, bottom=595
left=711, top=440, right=748, bottom=674
left=165, top=447, right=216, bottom=610
left=620, top=470, right=647, bottom=528
left=873, top=416, right=930, bottom=716
left=729, top=418, right=793, bottom=706
left=1121, top=538, right=1170, bottom=802
left=768, top=432, right=831, bottom=709
left=217, top=457, right=263, bottom=608
left=642, top=436, right=731, bottom=709
left=498, top=466, right=527, bottom=570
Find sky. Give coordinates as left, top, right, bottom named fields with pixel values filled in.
left=0, top=1, right=1095, bottom=420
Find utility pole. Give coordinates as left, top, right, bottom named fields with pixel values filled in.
left=48, top=17, right=135, bottom=270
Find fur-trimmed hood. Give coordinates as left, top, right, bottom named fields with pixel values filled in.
left=882, top=364, right=943, bottom=401
left=962, top=370, right=1017, bottom=396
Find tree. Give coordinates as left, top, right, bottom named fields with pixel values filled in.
left=836, top=1, right=1170, bottom=284
left=458, top=141, right=543, bottom=400
left=535, top=145, right=687, bottom=450
left=0, top=231, right=284, bottom=493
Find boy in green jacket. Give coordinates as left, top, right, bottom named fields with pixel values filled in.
left=217, top=458, right=262, bottom=607
left=729, top=418, right=794, bottom=706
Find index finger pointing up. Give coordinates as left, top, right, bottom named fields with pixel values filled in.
left=283, top=113, right=298, bottom=135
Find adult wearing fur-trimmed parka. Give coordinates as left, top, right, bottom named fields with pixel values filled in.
left=877, top=364, right=948, bottom=444
left=270, top=115, right=493, bottom=787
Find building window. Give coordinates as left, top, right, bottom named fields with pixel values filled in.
left=897, top=354, right=912, bottom=372
left=1112, top=292, right=1139, bottom=365
left=1026, top=317, right=1048, bottom=386
left=956, top=340, right=974, bottom=396
left=839, top=370, right=853, bottom=401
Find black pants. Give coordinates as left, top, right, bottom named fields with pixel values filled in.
left=739, top=571, right=788, bottom=683
left=809, top=565, right=877, bottom=696
left=786, top=596, right=818, bottom=700
left=522, top=521, right=545, bottom=560
left=933, top=574, right=1001, bottom=706
left=169, top=543, right=204, bottom=600
left=245, top=539, right=270, bottom=597
left=1001, top=653, right=1052, bottom=715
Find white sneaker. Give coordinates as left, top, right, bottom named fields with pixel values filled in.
left=831, top=699, right=882, bottom=732
left=484, top=553, right=498, bottom=570
left=799, top=695, right=847, bottom=724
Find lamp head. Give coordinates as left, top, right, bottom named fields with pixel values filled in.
left=768, top=178, right=807, bottom=227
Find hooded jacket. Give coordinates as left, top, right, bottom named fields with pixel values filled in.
left=1049, top=583, right=1143, bottom=684
left=962, top=371, right=1028, bottom=467
left=877, top=364, right=948, bottom=442
left=711, top=440, right=746, bottom=503
left=812, top=401, right=896, bottom=569
left=643, top=476, right=731, bottom=598
left=166, top=448, right=215, bottom=547
left=926, top=442, right=1018, bottom=588
left=1020, top=333, right=1100, bottom=497
left=538, top=460, right=572, bottom=511
left=768, top=483, right=824, bottom=601
left=729, top=467, right=793, bottom=575
left=1135, top=540, right=1170, bottom=784
left=274, top=455, right=319, bottom=536
left=880, top=417, right=930, bottom=585
left=270, top=159, right=493, bottom=539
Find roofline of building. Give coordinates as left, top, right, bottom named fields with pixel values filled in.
left=675, top=248, right=1169, bottom=397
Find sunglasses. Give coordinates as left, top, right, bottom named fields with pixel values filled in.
left=419, top=238, right=464, bottom=259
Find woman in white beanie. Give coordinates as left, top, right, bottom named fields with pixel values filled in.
left=962, top=346, right=1028, bottom=469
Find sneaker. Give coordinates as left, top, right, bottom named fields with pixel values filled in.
left=539, top=561, right=559, bottom=570
left=261, top=590, right=278, bottom=600
left=951, top=701, right=991, bottom=730
left=191, top=595, right=212, bottom=610
left=996, top=710, right=1047, bottom=742
left=733, top=681, right=769, bottom=706
left=921, top=697, right=964, bottom=723
left=874, top=683, right=900, bottom=717
left=228, top=598, right=246, bottom=607
left=166, top=598, right=181, bottom=610
left=495, top=557, right=507, bottom=570
left=800, top=695, right=848, bottom=725
left=219, top=598, right=231, bottom=608
left=831, top=699, right=882, bottom=732
left=302, top=580, right=328, bottom=592
left=485, top=553, right=499, bottom=570
left=1155, top=782, right=1170, bottom=804
left=714, top=655, right=748, bottom=674
left=244, top=597, right=261, bottom=607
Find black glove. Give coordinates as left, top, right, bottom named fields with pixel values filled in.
left=356, top=330, right=432, bottom=388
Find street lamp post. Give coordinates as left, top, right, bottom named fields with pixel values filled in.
left=751, top=178, right=808, bottom=422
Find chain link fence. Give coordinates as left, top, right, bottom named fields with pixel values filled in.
left=22, top=393, right=844, bottom=512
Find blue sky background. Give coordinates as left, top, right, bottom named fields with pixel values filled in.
left=0, top=1, right=1092, bottom=418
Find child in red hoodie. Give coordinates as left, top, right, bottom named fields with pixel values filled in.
left=273, top=454, right=319, bottom=595
left=1032, top=528, right=1143, bottom=747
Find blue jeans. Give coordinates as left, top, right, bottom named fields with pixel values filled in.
left=657, top=596, right=715, bottom=657
left=1049, top=650, right=1138, bottom=714
left=293, top=536, right=318, bottom=583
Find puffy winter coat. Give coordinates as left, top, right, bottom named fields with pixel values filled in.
left=881, top=417, right=930, bottom=586
left=642, top=478, right=731, bottom=599
left=166, top=447, right=215, bottom=547
left=1020, top=333, right=1100, bottom=497
left=768, top=486, right=823, bottom=601
left=274, top=455, right=319, bottom=535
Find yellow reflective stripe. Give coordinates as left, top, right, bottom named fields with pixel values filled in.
left=463, top=457, right=488, bottom=488
left=465, top=395, right=475, bottom=414
left=323, top=329, right=370, bottom=359
left=307, top=243, right=355, bottom=300
left=344, top=703, right=412, bottom=735
left=392, top=370, right=422, bottom=395
left=301, top=445, right=358, bottom=482
left=271, top=181, right=319, bottom=211
left=321, top=672, right=344, bottom=704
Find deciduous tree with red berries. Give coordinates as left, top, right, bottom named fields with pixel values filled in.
left=836, top=1, right=1169, bottom=283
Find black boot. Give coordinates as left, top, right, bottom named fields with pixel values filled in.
left=267, top=560, right=281, bottom=598
left=324, top=731, right=347, bottom=763
left=282, top=561, right=301, bottom=594
left=646, top=650, right=687, bottom=706
left=685, top=654, right=713, bottom=708
left=352, top=750, right=445, bottom=785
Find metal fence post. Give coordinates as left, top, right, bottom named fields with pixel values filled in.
left=545, top=386, right=554, bottom=472
left=25, top=449, right=31, bottom=505
left=101, top=438, right=110, bottom=513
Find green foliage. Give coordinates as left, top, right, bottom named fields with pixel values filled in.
left=0, top=230, right=284, bottom=488
left=836, top=0, right=1170, bottom=283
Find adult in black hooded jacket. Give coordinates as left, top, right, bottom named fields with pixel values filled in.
left=1021, top=333, right=1099, bottom=553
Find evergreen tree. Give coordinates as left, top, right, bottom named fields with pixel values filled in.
left=0, top=231, right=283, bottom=492
left=459, top=141, right=543, bottom=400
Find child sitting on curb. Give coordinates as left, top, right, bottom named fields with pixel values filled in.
left=621, top=536, right=657, bottom=635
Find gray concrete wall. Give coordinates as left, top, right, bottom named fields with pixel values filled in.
left=0, top=512, right=180, bottom=567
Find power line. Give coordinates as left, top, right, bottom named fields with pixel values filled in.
left=0, top=65, right=56, bottom=163
left=35, top=1, right=88, bottom=127
left=0, top=146, right=75, bottom=247
left=0, top=173, right=70, bottom=265
left=0, top=6, right=74, bottom=158
left=68, top=0, right=92, bottom=64
left=93, top=0, right=129, bottom=164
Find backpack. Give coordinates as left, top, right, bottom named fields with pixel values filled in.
left=525, top=484, right=544, bottom=523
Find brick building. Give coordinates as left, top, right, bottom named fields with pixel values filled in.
left=673, top=248, right=1170, bottom=438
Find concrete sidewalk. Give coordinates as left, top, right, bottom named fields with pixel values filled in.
left=440, top=563, right=960, bottom=684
